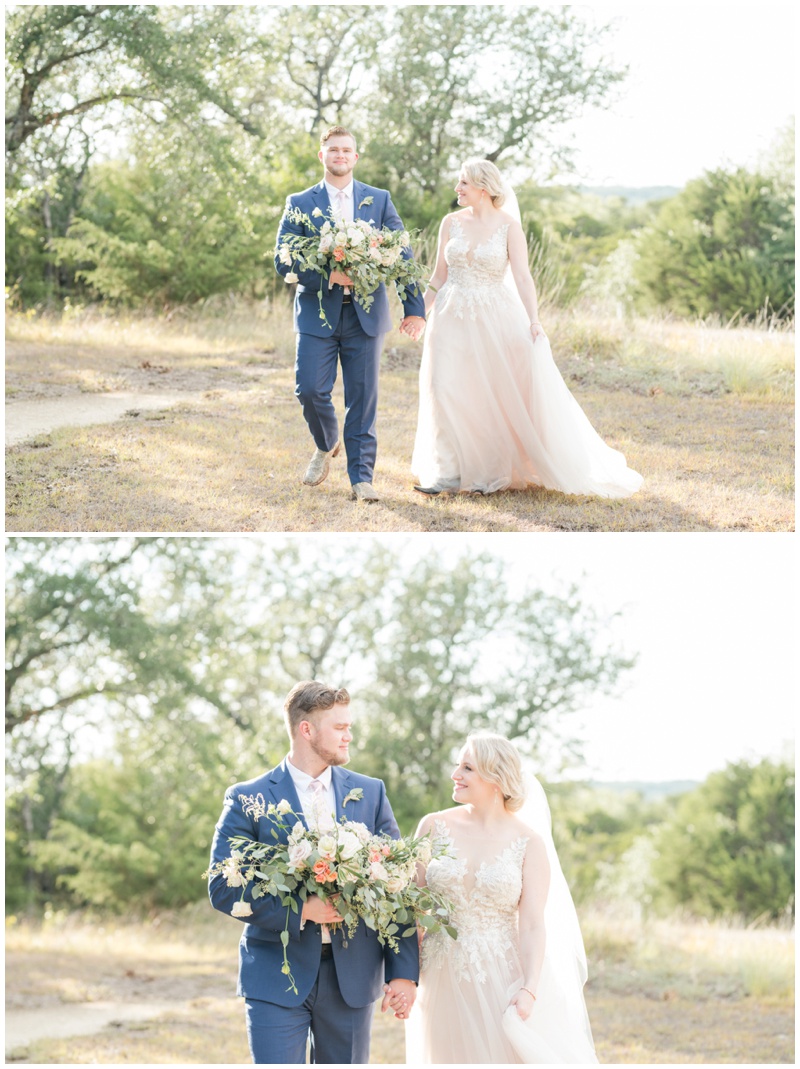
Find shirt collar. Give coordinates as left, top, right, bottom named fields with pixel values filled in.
left=286, top=757, right=333, bottom=793
left=324, top=179, right=354, bottom=202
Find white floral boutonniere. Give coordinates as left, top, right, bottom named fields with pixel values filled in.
left=342, top=788, right=363, bottom=807
left=358, top=196, right=374, bottom=209
left=312, top=207, right=324, bottom=217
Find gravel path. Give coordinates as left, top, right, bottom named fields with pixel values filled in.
left=4, top=999, right=182, bottom=1054
left=4, top=391, right=206, bottom=446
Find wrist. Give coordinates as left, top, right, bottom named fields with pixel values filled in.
left=520, top=986, right=537, bottom=1000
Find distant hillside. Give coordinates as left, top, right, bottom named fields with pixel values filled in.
left=578, top=185, right=681, bottom=204
left=587, top=779, right=698, bottom=799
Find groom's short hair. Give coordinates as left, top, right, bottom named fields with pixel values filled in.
left=320, top=125, right=357, bottom=150
left=284, top=680, right=351, bottom=735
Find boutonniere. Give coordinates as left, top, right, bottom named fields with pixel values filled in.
left=358, top=196, right=374, bottom=209
left=342, top=788, right=363, bottom=807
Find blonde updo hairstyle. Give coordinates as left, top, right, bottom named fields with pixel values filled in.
left=464, top=732, right=526, bottom=812
left=460, top=158, right=506, bottom=209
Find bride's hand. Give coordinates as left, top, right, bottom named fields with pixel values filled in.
left=530, top=321, right=545, bottom=343
left=509, top=986, right=536, bottom=1021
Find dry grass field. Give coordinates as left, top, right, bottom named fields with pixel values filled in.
left=5, top=301, right=794, bottom=532
left=5, top=907, right=793, bottom=1064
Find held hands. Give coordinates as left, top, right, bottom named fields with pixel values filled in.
left=530, top=321, right=546, bottom=343
left=509, top=986, right=536, bottom=1021
left=381, top=979, right=417, bottom=1020
left=301, top=894, right=344, bottom=926
left=400, top=316, right=426, bottom=341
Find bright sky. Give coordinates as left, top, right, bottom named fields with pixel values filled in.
left=292, top=533, right=796, bottom=785
left=452, top=533, right=796, bottom=783
left=556, top=2, right=796, bottom=187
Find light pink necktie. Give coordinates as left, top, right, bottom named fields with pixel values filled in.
left=308, top=778, right=333, bottom=831
left=307, top=778, right=333, bottom=942
left=337, top=188, right=349, bottom=224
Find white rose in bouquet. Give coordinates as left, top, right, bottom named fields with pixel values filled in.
left=317, top=834, right=337, bottom=860
left=337, top=830, right=363, bottom=861
left=386, top=874, right=409, bottom=894
left=369, top=861, right=390, bottom=882
left=288, top=840, right=313, bottom=869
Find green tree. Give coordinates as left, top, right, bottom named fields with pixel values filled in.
left=4, top=5, right=276, bottom=304
left=363, top=5, right=625, bottom=226
left=351, top=553, right=635, bottom=828
left=50, top=136, right=278, bottom=306
left=6, top=536, right=637, bottom=911
left=4, top=4, right=258, bottom=156
left=634, top=167, right=795, bottom=320
left=273, top=7, right=378, bottom=135
left=652, top=758, right=795, bottom=921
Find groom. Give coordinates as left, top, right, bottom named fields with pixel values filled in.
left=275, top=126, right=426, bottom=502
left=208, top=681, right=418, bottom=1064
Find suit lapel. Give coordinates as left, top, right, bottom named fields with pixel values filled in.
left=353, top=181, right=372, bottom=224
left=266, top=759, right=304, bottom=828
left=311, top=181, right=331, bottom=226
left=331, top=766, right=354, bottom=823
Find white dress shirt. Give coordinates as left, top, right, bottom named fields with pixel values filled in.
left=286, top=759, right=335, bottom=941
left=285, top=759, right=335, bottom=830
left=324, top=180, right=354, bottom=225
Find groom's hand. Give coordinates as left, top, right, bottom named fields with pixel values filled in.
left=399, top=316, right=425, bottom=341
left=329, top=269, right=354, bottom=287
left=302, top=894, right=343, bottom=925
left=381, top=978, right=416, bottom=1019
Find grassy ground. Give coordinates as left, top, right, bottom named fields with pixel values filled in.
left=5, top=907, right=794, bottom=1064
left=5, top=302, right=794, bottom=532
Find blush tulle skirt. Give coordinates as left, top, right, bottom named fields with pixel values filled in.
left=411, top=284, right=643, bottom=498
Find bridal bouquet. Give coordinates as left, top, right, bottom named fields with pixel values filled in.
left=276, top=206, right=428, bottom=328
left=204, top=793, right=457, bottom=993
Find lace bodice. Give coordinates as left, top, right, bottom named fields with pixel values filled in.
left=422, top=819, right=527, bottom=983
left=437, top=218, right=513, bottom=321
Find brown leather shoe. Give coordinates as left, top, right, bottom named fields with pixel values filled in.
left=302, top=441, right=340, bottom=486
left=351, top=482, right=379, bottom=502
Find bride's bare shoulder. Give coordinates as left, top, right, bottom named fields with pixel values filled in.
left=512, top=816, right=546, bottom=845
left=416, top=806, right=459, bottom=834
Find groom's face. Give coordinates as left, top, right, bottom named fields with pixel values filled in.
left=306, top=702, right=353, bottom=767
left=319, top=136, right=358, bottom=180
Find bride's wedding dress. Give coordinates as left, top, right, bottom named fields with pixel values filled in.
left=404, top=820, right=598, bottom=1064
left=411, top=219, right=643, bottom=497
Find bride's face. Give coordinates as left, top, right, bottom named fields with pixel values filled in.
left=451, top=748, right=495, bottom=807
left=455, top=174, right=480, bottom=208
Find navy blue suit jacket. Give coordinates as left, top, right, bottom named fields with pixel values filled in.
left=274, top=180, right=426, bottom=338
left=209, top=759, right=420, bottom=1008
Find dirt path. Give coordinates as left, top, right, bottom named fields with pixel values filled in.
left=4, top=999, right=183, bottom=1055
left=5, top=392, right=206, bottom=446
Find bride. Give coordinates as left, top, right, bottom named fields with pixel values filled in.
left=411, top=159, right=643, bottom=498
left=404, top=733, right=598, bottom=1064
